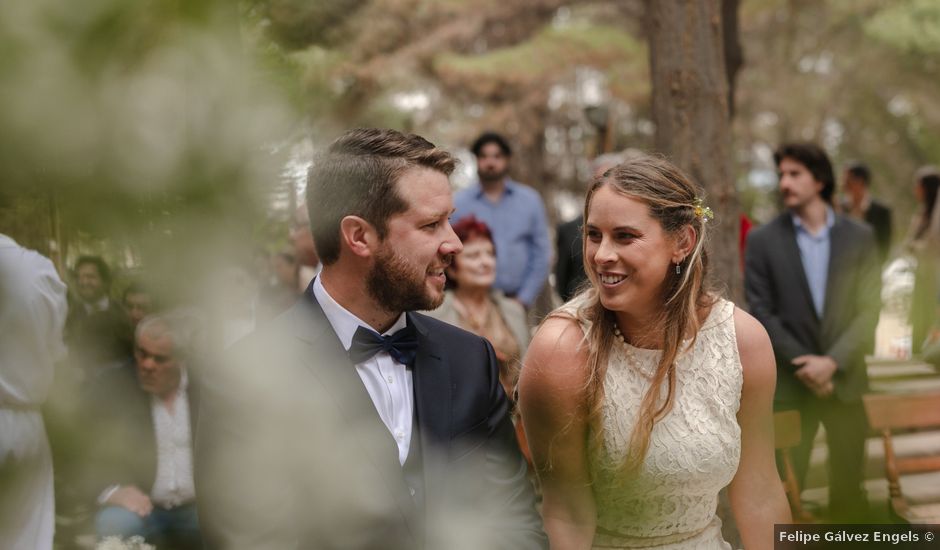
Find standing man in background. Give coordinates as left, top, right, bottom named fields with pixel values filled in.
left=745, top=143, right=880, bottom=522
left=453, top=132, right=550, bottom=309
left=0, top=233, right=68, bottom=550
left=842, top=161, right=892, bottom=264
left=554, top=151, right=628, bottom=302
left=65, top=256, right=126, bottom=373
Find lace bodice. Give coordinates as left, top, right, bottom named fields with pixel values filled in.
left=564, top=298, right=743, bottom=549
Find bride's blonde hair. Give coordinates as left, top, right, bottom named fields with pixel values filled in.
left=556, top=154, right=715, bottom=474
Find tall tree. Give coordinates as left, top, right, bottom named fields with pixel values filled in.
left=645, top=0, right=740, bottom=301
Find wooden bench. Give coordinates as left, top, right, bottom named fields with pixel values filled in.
left=774, top=410, right=812, bottom=522
left=862, top=391, right=940, bottom=523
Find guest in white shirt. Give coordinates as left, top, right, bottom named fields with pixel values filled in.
left=0, top=234, right=68, bottom=550
left=84, top=313, right=201, bottom=549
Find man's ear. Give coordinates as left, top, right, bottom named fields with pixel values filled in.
left=673, top=225, right=697, bottom=263
left=339, top=216, right=378, bottom=259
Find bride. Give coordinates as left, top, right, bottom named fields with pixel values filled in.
left=518, top=155, right=790, bottom=549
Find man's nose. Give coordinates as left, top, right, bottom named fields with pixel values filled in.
left=441, top=225, right=463, bottom=255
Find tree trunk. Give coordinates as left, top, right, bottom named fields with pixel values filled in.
left=722, top=0, right=743, bottom=117
left=645, top=0, right=741, bottom=303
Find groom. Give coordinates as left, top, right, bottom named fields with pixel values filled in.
left=195, top=128, right=546, bottom=549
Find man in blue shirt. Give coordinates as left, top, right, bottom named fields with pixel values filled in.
left=744, top=142, right=880, bottom=523
left=453, top=132, right=550, bottom=308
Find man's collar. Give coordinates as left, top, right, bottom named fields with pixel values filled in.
left=473, top=178, right=515, bottom=199
left=791, top=205, right=835, bottom=234
left=83, top=296, right=110, bottom=314
left=312, top=276, right=407, bottom=351
left=150, top=368, right=189, bottom=407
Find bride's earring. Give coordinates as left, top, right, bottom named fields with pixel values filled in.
left=675, top=262, right=681, bottom=275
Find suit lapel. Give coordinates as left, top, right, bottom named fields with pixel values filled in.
left=779, top=216, right=820, bottom=319
left=822, top=216, right=848, bottom=332
left=288, top=292, right=419, bottom=539
left=408, top=312, right=451, bottom=507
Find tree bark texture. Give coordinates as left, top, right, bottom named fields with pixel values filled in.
left=645, top=0, right=741, bottom=302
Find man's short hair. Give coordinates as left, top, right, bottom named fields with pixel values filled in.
left=774, top=142, right=835, bottom=203
left=122, top=281, right=149, bottom=303
left=74, top=255, right=112, bottom=287
left=136, top=314, right=179, bottom=353
left=845, top=161, right=871, bottom=186
left=306, top=128, right=456, bottom=266
left=470, top=132, right=512, bottom=158
left=135, top=309, right=203, bottom=360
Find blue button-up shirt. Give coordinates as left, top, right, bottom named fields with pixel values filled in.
left=792, top=207, right=835, bottom=318
left=452, top=179, right=551, bottom=306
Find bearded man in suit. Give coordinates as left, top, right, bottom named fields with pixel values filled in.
left=842, top=161, right=892, bottom=264
left=744, top=142, right=881, bottom=523
left=196, top=128, right=546, bottom=549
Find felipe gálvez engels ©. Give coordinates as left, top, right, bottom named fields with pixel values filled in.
left=779, top=529, right=922, bottom=544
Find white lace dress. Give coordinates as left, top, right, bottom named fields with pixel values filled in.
left=566, top=298, right=743, bottom=549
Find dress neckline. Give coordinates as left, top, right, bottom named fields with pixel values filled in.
left=612, top=299, right=730, bottom=354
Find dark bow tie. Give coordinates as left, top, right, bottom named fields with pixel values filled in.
left=348, top=324, right=419, bottom=366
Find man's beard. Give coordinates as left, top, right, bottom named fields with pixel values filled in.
left=366, top=247, right=444, bottom=313
left=478, top=166, right=507, bottom=184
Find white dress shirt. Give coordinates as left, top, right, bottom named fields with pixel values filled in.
left=313, top=277, right=414, bottom=465
left=82, top=296, right=110, bottom=315
left=149, top=369, right=196, bottom=508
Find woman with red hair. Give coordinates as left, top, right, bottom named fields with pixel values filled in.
left=428, top=215, right=530, bottom=398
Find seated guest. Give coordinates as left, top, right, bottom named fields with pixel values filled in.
left=84, top=313, right=200, bottom=549
left=428, top=215, right=530, bottom=398
left=117, top=282, right=154, bottom=357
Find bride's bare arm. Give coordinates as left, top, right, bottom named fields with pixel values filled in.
left=518, top=317, right=597, bottom=550
left=730, top=307, right=792, bottom=550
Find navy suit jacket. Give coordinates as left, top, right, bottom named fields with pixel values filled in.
left=744, top=213, right=881, bottom=404
left=195, top=288, right=546, bottom=549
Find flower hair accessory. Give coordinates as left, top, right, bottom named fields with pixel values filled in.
left=693, top=198, right=714, bottom=222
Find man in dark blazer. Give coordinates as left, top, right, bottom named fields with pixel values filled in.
left=196, top=128, right=546, bottom=549
left=745, top=143, right=881, bottom=522
left=66, top=256, right=131, bottom=372
left=85, top=313, right=201, bottom=548
left=554, top=152, right=628, bottom=302
left=842, top=161, right=893, bottom=264
left=554, top=215, right=584, bottom=302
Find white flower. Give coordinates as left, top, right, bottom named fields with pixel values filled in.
left=95, top=535, right=156, bottom=550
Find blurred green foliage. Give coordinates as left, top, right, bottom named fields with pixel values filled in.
left=0, top=0, right=296, bottom=302
left=2, top=0, right=939, bottom=286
